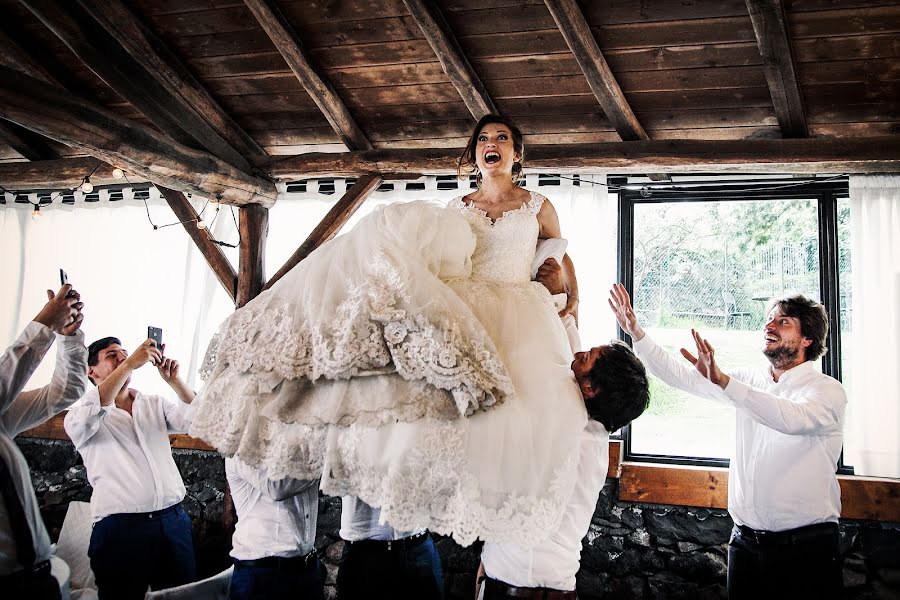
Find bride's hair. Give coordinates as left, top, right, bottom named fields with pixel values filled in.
left=457, top=114, right=525, bottom=186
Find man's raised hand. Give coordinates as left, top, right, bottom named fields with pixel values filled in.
left=125, top=339, right=162, bottom=370
left=680, top=329, right=730, bottom=389
left=608, top=283, right=645, bottom=341
left=34, top=284, right=84, bottom=335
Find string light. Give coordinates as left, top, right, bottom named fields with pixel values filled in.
left=112, top=168, right=125, bottom=179
left=196, top=217, right=206, bottom=230
left=80, top=177, right=94, bottom=194
left=31, top=203, right=42, bottom=220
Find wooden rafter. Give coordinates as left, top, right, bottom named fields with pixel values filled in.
left=746, top=0, right=809, bottom=138
left=264, top=174, right=383, bottom=291
left=0, top=121, right=59, bottom=161
left=157, top=187, right=238, bottom=302
left=402, top=0, right=498, bottom=119
left=77, top=0, right=267, bottom=166
left=544, top=0, right=647, bottom=142
left=0, top=67, right=276, bottom=206
left=259, top=138, right=900, bottom=179
left=243, top=0, right=372, bottom=151
left=0, top=158, right=140, bottom=190
left=22, top=0, right=256, bottom=172
left=237, top=204, right=268, bottom=307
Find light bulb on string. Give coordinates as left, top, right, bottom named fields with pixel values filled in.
left=112, top=168, right=125, bottom=179
left=196, top=217, right=206, bottom=230
left=31, top=204, right=41, bottom=220
left=80, top=177, right=94, bottom=194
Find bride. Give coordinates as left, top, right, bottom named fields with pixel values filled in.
left=190, top=115, right=588, bottom=547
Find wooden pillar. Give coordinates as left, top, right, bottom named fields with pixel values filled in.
left=237, top=204, right=268, bottom=308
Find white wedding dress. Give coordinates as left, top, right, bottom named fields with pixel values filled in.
left=190, top=194, right=587, bottom=546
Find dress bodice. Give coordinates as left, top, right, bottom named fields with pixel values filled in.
left=448, top=191, right=544, bottom=283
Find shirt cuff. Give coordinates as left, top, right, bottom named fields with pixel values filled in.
left=56, top=329, right=86, bottom=346
left=723, top=376, right=751, bottom=406
left=631, top=333, right=654, bottom=353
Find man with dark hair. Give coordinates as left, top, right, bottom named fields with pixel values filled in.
left=477, top=339, right=650, bottom=599
left=1, top=285, right=85, bottom=600
left=608, top=283, right=846, bottom=600
left=64, top=336, right=197, bottom=600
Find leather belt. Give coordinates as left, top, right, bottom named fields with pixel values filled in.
left=737, top=522, right=838, bottom=546
left=483, top=576, right=577, bottom=600
left=347, top=530, right=429, bottom=551
left=234, top=550, right=318, bottom=570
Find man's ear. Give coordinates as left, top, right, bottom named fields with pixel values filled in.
left=579, top=380, right=597, bottom=400
left=800, top=337, right=813, bottom=349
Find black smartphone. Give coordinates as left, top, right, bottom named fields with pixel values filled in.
left=147, top=326, right=163, bottom=352
left=59, top=268, right=68, bottom=286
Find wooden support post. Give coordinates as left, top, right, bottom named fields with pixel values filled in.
left=0, top=67, right=276, bottom=206
left=402, top=0, right=498, bottom=119
left=265, top=174, right=382, bottom=291
left=158, top=186, right=238, bottom=303
left=746, top=0, right=809, bottom=138
left=237, top=204, right=268, bottom=308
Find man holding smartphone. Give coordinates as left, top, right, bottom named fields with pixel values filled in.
left=1, top=284, right=86, bottom=600
left=64, top=332, right=197, bottom=600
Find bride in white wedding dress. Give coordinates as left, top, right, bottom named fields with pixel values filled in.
left=190, top=115, right=588, bottom=547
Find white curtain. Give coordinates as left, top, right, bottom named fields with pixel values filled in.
left=847, top=175, right=900, bottom=478
left=2, top=176, right=618, bottom=395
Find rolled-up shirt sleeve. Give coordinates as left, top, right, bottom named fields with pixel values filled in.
left=161, top=396, right=193, bottom=434
left=64, top=387, right=108, bottom=450
left=724, top=375, right=846, bottom=435
left=2, top=324, right=88, bottom=436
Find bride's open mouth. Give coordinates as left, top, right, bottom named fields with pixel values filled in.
left=484, top=151, right=501, bottom=164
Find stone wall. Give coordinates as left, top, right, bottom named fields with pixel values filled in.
left=19, top=438, right=900, bottom=599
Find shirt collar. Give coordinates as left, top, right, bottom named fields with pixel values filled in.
left=770, top=359, right=818, bottom=384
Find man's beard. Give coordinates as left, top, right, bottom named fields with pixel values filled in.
left=763, top=343, right=800, bottom=369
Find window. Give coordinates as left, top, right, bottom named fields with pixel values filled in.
left=617, top=178, right=851, bottom=467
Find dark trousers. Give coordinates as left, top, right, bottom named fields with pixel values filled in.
left=0, top=560, right=60, bottom=600
left=88, top=503, right=196, bottom=600
left=230, top=554, right=326, bottom=600
left=337, top=533, right=444, bottom=600
left=728, top=523, right=843, bottom=600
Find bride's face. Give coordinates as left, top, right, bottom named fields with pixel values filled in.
left=475, top=123, right=520, bottom=177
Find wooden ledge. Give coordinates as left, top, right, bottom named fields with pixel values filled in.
left=19, top=417, right=899, bottom=522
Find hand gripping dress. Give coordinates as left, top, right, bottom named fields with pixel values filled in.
left=190, top=195, right=587, bottom=546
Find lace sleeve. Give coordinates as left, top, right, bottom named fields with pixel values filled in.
left=447, top=196, right=466, bottom=210
left=528, top=191, right=546, bottom=214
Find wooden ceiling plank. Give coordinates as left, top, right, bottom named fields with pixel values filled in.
left=22, top=0, right=255, bottom=172
left=746, top=0, right=809, bottom=137
left=243, top=0, right=372, bottom=151
left=265, top=174, right=382, bottom=291
left=78, top=0, right=268, bottom=166
left=259, top=137, right=900, bottom=179
left=401, top=0, right=497, bottom=119
left=158, top=186, right=238, bottom=302
left=544, top=0, right=646, bottom=142
left=0, top=66, right=275, bottom=206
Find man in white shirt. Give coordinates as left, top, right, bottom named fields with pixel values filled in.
left=226, top=456, right=324, bottom=600
left=608, top=283, right=846, bottom=599
left=336, top=496, right=444, bottom=599
left=64, top=336, right=197, bottom=599
left=478, top=340, right=651, bottom=600
left=1, top=285, right=86, bottom=600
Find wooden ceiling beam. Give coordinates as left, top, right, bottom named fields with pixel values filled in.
left=0, top=157, right=141, bottom=190
left=260, top=138, right=900, bottom=179
left=0, top=67, right=276, bottom=206
left=746, top=0, right=809, bottom=138
left=0, top=121, right=60, bottom=161
left=544, top=0, right=646, bottom=142
left=243, top=0, right=372, bottom=151
left=402, top=0, right=498, bottom=119
left=22, top=0, right=256, bottom=172
left=158, top=186, right=238, bottom=303
left=264, top=174, right=382, bottom=291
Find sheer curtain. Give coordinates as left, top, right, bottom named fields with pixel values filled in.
left=847, top=175, right=900, bottom=478
left=2, top=176, right=618, bottom=395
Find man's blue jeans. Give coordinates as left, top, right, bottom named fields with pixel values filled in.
left=336, top=533, right=444, bottom=600
left=230, top=554, right=326, bottom=600
left=88, top=503, right=196, bottom=600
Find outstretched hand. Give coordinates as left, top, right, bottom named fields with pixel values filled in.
left=680, top=329, right=730, bottom=389
left=34, top=284, right=84, bottom=336
left=607, top=283, right=644, bottom=341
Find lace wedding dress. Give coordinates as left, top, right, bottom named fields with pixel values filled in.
left=190, top=194, right=587, bottom=546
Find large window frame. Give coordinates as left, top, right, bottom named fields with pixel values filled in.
left=615, top=177, right=851, bottom=472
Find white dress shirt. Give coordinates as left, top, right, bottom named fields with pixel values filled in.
left=64, top=386, right=191, bottom=521
left=0, top=322, right=87, bottom=575
left=340, top=496, right=424, bottom=542
left=482, top=421, right=609, bottom=591
left=226, top=457, right=319, bottom=560
left=633, top=334, right=846, bottom=532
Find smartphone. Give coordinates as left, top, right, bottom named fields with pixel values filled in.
left=59, top=268, right=68, bottom=286
left=148, top=326, right=163, bottom=352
